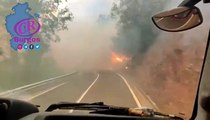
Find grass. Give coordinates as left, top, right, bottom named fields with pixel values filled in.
left=0, top=54, right=64, bottom=92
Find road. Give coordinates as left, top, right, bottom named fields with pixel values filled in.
left=0, top=71, right=157, bottom=111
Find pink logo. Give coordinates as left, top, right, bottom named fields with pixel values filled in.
left=17, top=44, right=23, bottom=50
left=14, top=18, right=40, bottom=37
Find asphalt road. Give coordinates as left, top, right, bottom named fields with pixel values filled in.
left=1, top=71, right=157, bottom=111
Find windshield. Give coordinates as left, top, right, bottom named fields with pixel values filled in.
left=0, top=0, right=209, bottom=119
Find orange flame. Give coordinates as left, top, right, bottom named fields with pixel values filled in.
left=112, top=52, right=129, bottom=63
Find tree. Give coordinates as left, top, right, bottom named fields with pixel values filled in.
left=0, top=0, right=73, bottom=44
left=0, top=0, right=73, bottom=83
left=35, top=0, right=73, bottom=43
left=111, top=0, right=169, bottom=63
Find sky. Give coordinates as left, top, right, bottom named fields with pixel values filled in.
left=50, top=0, right=210, bottom=72
left=49, top=0, right=117, bottom=72
left=69, top=0, right=114, bottom=21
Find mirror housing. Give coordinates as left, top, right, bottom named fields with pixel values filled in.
left=152, top=6, right=203, bottom=32
left=203, top=0, right=210, bottom=3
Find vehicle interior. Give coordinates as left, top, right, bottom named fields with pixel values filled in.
left=0, top=0, right=210, bottom=120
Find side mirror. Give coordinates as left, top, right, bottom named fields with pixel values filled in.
left=152, top=6, right=203, bottom=32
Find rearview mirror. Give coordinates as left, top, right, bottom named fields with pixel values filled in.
left=152, top=6, right=203, bottom=32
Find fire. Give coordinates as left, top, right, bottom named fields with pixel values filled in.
left=112, top=52, right=128, bottom=63
left=115, top=57, right=123, bottom=62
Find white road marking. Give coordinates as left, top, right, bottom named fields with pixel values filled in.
left=146, top=95, right=159, bottom=110
left=27, top=82, right=66, bottom=101
left=76, top=74, right=99, bottom=103
left=116, top=73, right=142, bottom=108
left=0, top=72, right=75, bottom=96
left=132, top=84, right=159, bottom=111
left=69, top=73, right=100, bottom=113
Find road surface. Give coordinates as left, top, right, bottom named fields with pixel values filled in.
left=0, top=71, right=157, bottom=111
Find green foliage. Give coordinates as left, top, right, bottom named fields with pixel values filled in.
left=0, top=0, right=73, bottom=43
left=111, top=0, right=168, bottom=56
left=0, top=0, right=73, bottom=82
left=37, top=0, right=73, bottom=43
left=0, top=48, right=3, bottom=55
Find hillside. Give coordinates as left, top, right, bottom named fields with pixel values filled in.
left=130, top=31, right=208, bottom=119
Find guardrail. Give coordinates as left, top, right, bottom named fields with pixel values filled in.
left=0, top=72, right=76, bottom=96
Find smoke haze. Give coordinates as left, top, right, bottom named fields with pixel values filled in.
left=48, top=0, right=116, bottom=72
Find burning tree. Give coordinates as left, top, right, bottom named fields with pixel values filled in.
left=111, top=0, right=169, bottom=66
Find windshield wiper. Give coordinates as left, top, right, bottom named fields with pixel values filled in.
left=46, top=102, right=118, bottom=111
left=45, top=102, right=183, bottom=120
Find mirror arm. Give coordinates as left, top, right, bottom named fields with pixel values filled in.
left=178, top=0, right=201, bottom=7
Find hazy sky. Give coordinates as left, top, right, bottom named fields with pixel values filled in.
left=69, top=0, right=114, bottom=21
left=50, top=0, right=210, bottom=72
left=50, top=0, right=117, bottom=71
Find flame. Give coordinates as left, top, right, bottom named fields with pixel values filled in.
left=112, top=52, right=129, bottom=63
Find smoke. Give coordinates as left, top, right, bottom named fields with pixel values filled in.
left=49, top=21, right=116, bottom=71
left=109, top=0, right=173, bottom=67
left=46, top=0, right=210, bottom=72
left=131, top=1, right=210, bottom=119
left=47, top=0, right=117, bottom=72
